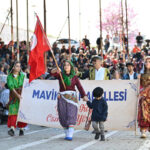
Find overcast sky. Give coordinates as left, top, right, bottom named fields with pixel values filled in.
left=0, top=0, right=150, bottom=45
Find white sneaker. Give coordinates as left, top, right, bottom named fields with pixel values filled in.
left=141, top=132, right=147, bottom=138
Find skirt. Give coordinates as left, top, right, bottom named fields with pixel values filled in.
left=58, top=91, right=78, bottom=128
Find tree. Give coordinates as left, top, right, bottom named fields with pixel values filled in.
left=99, top=2, right=137, bottom=47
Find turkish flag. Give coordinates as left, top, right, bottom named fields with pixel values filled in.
left=28, top=16, right=50, bottom=83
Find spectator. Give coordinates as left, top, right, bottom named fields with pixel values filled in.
left=82, top=35, right=90, bottom=49
left=136, top=32, right=143, bottom=48
left=123, top=62, right=138, bottom=80
left=104, top=35, right=110, bottom=53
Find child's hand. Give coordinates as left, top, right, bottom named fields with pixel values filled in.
left=83, top=96, right=88, bottom=102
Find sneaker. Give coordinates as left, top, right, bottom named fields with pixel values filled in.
left=100, top=135, right=105, bottom=141
left=64, top=137, right=72, bottom=141
left=141, top=132, right=146, bottom=138
left=19, top=130, right=24, bottom=136
left=8, top=129, right=15, bottom=136
left=95, top=133, right=100, bottom=140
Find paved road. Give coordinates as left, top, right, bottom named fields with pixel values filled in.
left=0, top=125, right=150, bottom=150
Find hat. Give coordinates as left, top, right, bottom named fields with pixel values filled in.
left=93, top=87, right=104, bottom=98
left=91, top=55, right=103, bottom=62
left=126, top=62, right=134, bottom=67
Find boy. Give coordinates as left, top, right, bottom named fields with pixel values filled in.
left=86, top=87, right=108, bottom=141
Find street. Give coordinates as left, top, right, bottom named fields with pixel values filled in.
left=0, top=125, right=150, bottom=150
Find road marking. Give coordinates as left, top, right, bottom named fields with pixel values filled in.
left=1, top=128, right=50, bottom=141
left=8, top=130, right=81, bottom=150
left=74, top=131, right=118, bottom=150
left=138, top=140, right=150, bottom=150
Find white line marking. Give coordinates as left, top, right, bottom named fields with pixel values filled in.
left=8, top=130, right=81, bottom=150
left=1, top=128, right=50, bottom=141
left=138, top=140, right=150, bottom=150
left=74, top=131, right=118, bottom=150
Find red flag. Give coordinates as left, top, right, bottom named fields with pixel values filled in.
left=29, top=16, right=50, bottom=83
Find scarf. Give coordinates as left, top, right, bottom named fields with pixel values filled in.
left=62, top=60, right=76, bottom=86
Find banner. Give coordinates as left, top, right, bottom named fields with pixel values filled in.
left=17, top=79, right=139, bottom=131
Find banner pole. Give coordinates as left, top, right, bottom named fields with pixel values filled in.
left=135, top=79, right=140, bottom=136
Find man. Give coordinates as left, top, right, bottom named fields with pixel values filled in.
left=136, top=32, right=143, bottom=48
left=96, top=37, right=103, bottom=52
left=104, top=35, right=110, bottom=53
left=123, top=62, right=138, bottom=80
left=90, top=47, right=97, bottom=56
left=113, top=33, right=120, bottom=50
left=79, top=56, right=110, bottom=80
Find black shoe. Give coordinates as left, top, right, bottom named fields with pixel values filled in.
left=19, top=130, right=24, bottom=136
left=95, top=133, right=100, bottom=140
left=100, top=135, right=105, bottom=141
left=92, top=130, right=96, bottom=134
left=8, top=129, right=15, bottom=136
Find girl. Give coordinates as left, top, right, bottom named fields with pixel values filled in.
left=51, top=60, right=88, bottom=141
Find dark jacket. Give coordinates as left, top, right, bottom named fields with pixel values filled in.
left=87, top=97, right=108, bottom=122
left=123, top=72, right=138, bottom=80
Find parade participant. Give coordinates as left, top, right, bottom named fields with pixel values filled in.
left=51, top=60, right=88, bottom=141
left=138, top=56, right=150, bottom=138
left=7, top=61, right=27, bottom=136
left=79, top=56, right=110, bottom=80
left=86, top=87, right=108, bottom=141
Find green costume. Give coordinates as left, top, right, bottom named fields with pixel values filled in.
left=7, top=72, right=25, bottom=115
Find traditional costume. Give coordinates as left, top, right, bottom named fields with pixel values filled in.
left=78, top=56, right=110, bottom=80
left=138, top=57, right=150, bottom=138
left=7, top=70, right=27, bottom=136
left=51, top=61, right=86, bottom=140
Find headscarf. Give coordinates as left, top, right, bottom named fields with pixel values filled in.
left=8, top=61, right=21, bottom=75
left=62, top=60, right=76, bottom=86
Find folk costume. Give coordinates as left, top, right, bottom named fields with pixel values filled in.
left=51, top=60, right=86, bottom=140
left=138, top=57, right=150, bottom=138
left=7, top=65, right=27, bottom=136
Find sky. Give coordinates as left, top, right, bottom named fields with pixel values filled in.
left=0, top=0, right=150, bottom=45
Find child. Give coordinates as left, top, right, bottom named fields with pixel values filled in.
left=86, top=87, right=108, bottom=141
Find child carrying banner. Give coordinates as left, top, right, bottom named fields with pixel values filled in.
left=86, top=87, right=108, bottom=141
left=51, top=60, right=88, bottom=141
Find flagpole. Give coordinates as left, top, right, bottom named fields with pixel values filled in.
left=16, top=0, right=19, bottom=61
left=125, top=0, right=129, bottom=57
left=99, top=0, right=103, bottom=58
left=36, top=14, right=66, bottom=90
left=10, top=0, right=14, bottom=60
left=43, top=0, right=47, bottom=72
left=26, top=0, right=29, bottom=63
left=67, top=0, right=71, bottom=55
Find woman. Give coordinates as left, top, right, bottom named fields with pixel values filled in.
left=138, top=56, right=150, bottom=138
left=51, top=60, right=88, bottom=141
left=7, top=61, right=27, bottom=136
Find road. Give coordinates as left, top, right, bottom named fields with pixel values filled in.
left=0, top=125, right=150, bottom=150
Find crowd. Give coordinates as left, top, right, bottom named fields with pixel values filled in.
left=0, top=32, right=149, bottom=80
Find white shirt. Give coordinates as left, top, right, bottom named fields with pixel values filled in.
left=129, top=72, right=134, bottom=80
left=95, top=67, right=105, bottom=80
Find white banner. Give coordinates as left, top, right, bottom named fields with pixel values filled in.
left=17, top=79, right=139, bottom=131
